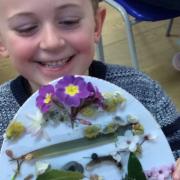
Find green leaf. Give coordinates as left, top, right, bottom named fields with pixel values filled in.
left=36, top=169, right=83, bottom=180
left=17, top=126, right=126, bottom=161
left=127, top=152, right=147, bottom=180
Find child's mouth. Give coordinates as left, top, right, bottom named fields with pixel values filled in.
left=37, top=56, right=73, bottom=68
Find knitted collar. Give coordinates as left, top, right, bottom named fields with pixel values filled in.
left=10, top=60, right=106, bottom=106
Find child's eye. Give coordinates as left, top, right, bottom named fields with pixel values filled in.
left=14, top=24, right=38, bottom=36
left=58, top=18, right=81, bottom=29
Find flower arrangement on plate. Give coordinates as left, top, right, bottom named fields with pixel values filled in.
left=0, top=75, right=175, bottom=180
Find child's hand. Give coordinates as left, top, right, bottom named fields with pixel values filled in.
left=173, top=158, right=180, bottom=180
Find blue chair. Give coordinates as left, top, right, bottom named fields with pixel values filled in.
left=97, top=0, right=180, bottom=69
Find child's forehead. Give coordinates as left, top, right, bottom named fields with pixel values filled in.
left=0, top=0, right=93, bottom=6
left=0, top=0, right=94, bottom=17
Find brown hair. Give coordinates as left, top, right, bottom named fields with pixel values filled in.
left=91, top=0, right=101, bottom=12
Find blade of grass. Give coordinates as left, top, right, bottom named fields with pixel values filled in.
left=17, top=127, right=126, bottom=161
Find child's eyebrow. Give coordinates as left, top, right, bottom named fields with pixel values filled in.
left=7, top=13, right=35, bottom=23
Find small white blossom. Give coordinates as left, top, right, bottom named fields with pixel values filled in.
left=26, top=110, right=45, bottom=133
left=127, top=114, right=139, bottom=124
left=35, top=161, right=49, bottom=175
left=26, top=110, right=50, bottom=141
left=144, top=131, right=158, bottom=141
left=116, top=130, right=140, bottom=152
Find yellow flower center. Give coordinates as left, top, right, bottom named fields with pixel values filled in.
left=44, top=93, right=52, bottom=104
left=65, top=84, right=79, bottom=96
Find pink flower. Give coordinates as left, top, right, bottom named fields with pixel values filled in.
left=145, top=164, right=174, bottom=180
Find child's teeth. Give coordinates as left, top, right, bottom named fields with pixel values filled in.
left=45, top=58, right=68, bottom=67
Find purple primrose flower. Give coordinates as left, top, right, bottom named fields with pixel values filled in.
left=87, top=82, right=103, bottom=105
left=55, top=76, right=90, bottom=107
left=36, top=85, right=55, bottom=113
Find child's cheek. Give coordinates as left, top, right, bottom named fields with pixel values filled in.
left=69, top=32, right=95, bottom=54
left=7, top=36, right=36, bottom=62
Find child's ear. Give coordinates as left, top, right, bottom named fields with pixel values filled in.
left=0, top=40, right=9, bottom=58
left=94, top=7, right=106, bottom=43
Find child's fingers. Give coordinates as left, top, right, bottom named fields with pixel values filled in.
left=173, top=158, right=180, bottom=180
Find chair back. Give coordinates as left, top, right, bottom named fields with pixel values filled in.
left=115, top=0, right=180, bottom=21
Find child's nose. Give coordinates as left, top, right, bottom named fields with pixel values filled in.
left=40, top=25, right=65, bottom=51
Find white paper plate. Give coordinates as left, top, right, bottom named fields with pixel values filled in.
left=0, top=76, right=175, bottom=180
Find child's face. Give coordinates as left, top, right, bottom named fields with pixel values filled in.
left=0, top=0, right=105, bottom=91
